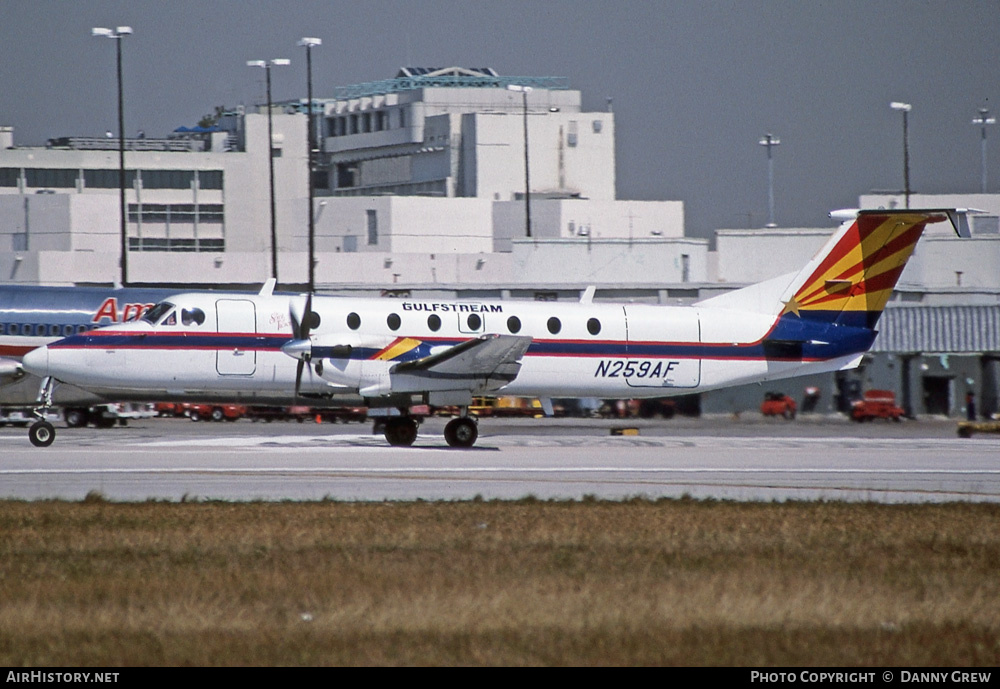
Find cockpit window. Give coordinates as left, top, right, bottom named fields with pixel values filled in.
left=181, top=307, right=206, bottom=326
left=141, top=301, right=176, bottom=325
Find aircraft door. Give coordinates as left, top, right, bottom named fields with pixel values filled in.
left=624, top=304, right=701, bottom=388
left=216, top=299, right=257, bottom=375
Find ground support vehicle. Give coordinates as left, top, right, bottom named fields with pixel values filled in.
left=957, top=419, right=1000, bottom=438
left=0, top=407, right=34, bottom=427
left=182, top=403, right=247, bottom=422
left=64, top=403, right=156, bottom=428
left=761, top=392, right=797, bottom=419
left=850, top=390, right=904, bottom=422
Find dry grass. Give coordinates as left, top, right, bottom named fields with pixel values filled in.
left=1, top=496, right=999, bottom=666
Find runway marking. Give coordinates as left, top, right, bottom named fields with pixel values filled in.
left=10, top=433, right=998, bottom=453
left=3, top=467, right=1000, bottom=476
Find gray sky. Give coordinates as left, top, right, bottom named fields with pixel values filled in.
left=1, top=0, right=998, bottom=239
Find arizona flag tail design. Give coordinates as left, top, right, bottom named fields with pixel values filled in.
left=780, top=210, right=949, bottom=330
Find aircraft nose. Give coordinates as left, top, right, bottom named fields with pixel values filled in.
left=21, top=345, right=49, bottom=377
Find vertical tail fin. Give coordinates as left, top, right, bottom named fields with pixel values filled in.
left=778, top=209, right=951, bottom=330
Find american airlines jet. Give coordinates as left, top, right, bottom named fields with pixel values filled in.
left=20, top=209, right=973, bottom=448
left=0, top=284, right=182, bottom=425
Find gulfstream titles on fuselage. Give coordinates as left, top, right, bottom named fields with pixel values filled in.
left=402, top=302, right=503, bottom=313
left=750, top=671, right=992, bottom=683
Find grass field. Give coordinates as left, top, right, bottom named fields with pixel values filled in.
left=1, top=495, right=999, bottom=666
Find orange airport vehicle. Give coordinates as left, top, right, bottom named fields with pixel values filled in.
left=850, top=390, right=904, bottom=422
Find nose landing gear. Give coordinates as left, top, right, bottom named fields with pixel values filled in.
left=28, top=376, right=56, bottom=448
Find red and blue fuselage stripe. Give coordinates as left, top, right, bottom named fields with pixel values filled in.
left=44, top=312, right=877, bottom=364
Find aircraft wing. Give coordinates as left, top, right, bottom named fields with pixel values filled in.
left=361, top=334, right=533, bottom=400
left=393, top=334, right=532, bottom=376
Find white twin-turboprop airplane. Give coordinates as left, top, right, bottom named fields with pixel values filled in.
left=20, top=208, right=973, bottom=448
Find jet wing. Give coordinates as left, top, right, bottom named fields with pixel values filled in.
left=0, top=358, right=25, bottom=388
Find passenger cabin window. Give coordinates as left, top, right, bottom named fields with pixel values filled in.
left=387, top=313, right=401, bottom=331
left=587, top=318, right=601, bottom=336
left=427, top=314, right=441, bottom=331
left=507, top=316, right=521, bottom=334
left=347, top=312, right=361, bottom=330
left=547, top=317, right=561, bottom=335
left=467, top=313, right=482, bottom=331
left=181, top=308, right=206, bottom=326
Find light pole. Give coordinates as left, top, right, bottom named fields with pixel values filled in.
left=890, top=101, right=912, bottom=208
left=973, top=107, right=995, bottom=194
left=297, top=37, right=321, bottom=292
left=758, top=133, right=780, bottom=227
left=506, top=84, right=532, bottom=237
left=247, top=58, right=290, bottom=283
left=92, top=25, right=133, bottom=285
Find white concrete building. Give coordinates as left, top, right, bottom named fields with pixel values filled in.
left=711, top=194, right=1000, bottom=303
left=1, top=67, right=689, bottom=288
left=0, top=112, right=308, bottom=285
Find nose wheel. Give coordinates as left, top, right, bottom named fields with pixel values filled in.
left=29, top=420, right=55, bottom=448
left=444, top=417, right=478, bottom=448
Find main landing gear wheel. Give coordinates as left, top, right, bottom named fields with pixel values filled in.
left=29, top=421, right=55, bottom=448
left=384, top=417, right=418, bottom=447
left=444, top=417, right=478, bottom=448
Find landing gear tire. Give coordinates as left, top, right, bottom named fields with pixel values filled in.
left=29, top=421, right=55, bottom=448
left=384, top=417, right=418, bottom=447
left=444, top=417, right=478, bottom=448
left=65, top=408, right=90, bottom=428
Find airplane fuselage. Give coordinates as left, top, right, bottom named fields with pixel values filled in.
left=25, top=291, right=864, bottom=405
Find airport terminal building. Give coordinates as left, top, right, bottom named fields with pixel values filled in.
left=2, top=67, right=999, bottom=418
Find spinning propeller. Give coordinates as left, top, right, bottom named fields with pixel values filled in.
left=282, top=293, right=321, bottom=400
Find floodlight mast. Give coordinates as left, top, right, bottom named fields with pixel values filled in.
left=758, top=133, right=780, bottom=228
left=891, top=101, right=912, bottom=208
left=92, top=26, right=133, bottom=285
left=298, top=38, right=322, bottom=292
left=973, top=108, right=995, bottom=194
left=248, top=58, right=290, bottom=282
left=507, top=84, right=533, bottom=238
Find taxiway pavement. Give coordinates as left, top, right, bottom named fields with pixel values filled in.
left=1, top=415, right=997, bottom=503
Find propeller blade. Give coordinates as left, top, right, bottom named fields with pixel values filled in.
left=288, top=292, right=320, bottom=402
left=302, top=293, right=314, bottom=339
left=289, top=297, right=304, bottom=340
left=295, top=359, right=304, bottom=402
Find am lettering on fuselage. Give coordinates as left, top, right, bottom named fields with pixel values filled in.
left=91, top=298, right=155, bottom=324
left=18, top=209, right=975, bottom=448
